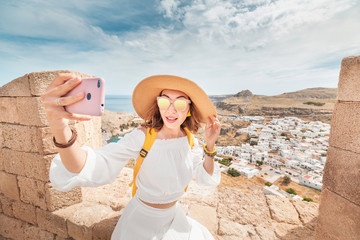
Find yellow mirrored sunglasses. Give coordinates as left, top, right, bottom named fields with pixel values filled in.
left=157, top=96, right=191, bottom=112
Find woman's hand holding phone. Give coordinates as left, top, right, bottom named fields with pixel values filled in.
left=41, top=74, right=94, bottom=131
left=41, top=74, right=101, bottom=173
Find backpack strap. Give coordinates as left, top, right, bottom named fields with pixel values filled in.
left=183, top=127, right=194, bottom=192
left=129, top=127, right=157, bottom=197
left=129, top=127, right=195, bottom=197
left=183, top=127, right=194, bottom=149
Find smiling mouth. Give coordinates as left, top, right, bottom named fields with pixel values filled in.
left=166, top=117, right=178, bottom=122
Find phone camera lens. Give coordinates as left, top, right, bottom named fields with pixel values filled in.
left=87, top=93, right=91, bottom=100
left=98, top=80, right=100, bottom=88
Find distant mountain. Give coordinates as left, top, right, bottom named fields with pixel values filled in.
left=214, top=88, right=337, bottom=123
left=209, top=94, right=233, bottom=103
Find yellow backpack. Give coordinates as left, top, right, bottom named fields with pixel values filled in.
left=129, top=127, right=194, bottom=197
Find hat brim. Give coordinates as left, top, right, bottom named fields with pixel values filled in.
left=132, top=75, right=216, bottom=123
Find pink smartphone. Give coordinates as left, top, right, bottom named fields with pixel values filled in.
left=64, top=77, right=105, bottom=116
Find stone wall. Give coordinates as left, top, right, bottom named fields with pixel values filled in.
left=0, top=61, right=358, bottom=240
left=0, top=70, right=102, bottom=239
left=315, top=56, right=360, bottom=240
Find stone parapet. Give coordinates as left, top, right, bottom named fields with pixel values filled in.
left=316, top=188, right=360, bottom=240
left=316, top=55, right=360, bottom=240
left=337, top=55, right=360, bottom=101
left=0, top=70, right=102, bottom=239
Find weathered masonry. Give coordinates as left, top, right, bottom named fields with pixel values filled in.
left=315, top=56, right=360, bottom=240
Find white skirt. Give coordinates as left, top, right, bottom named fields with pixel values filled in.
left=111, top=194, right=215, bottom=240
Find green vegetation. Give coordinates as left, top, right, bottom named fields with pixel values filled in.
left=265, top=182, right=272, bottom=186
left=282, top=175, right=291, bottom=185
left=130, top=121, right=139, bottom=127
left=227, top=168, right=241, bottom=177
left=303, top=197, right=314, bottom=202
left=120, top=122, right=139, bottom=131
left=250, top=141, right=258, bottom=146
left=303, top=101, right=325, bottom=106
left=256, top=160, right=263, bottom=166
left=218, top=157, right=233, bottom=166
left=286, top=188, right=297, bottom=195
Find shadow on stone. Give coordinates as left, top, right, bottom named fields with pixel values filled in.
left=278, top=217, right=318, bottom=240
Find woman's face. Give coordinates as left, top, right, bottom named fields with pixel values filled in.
left=158, top=89, right=191, bottom=130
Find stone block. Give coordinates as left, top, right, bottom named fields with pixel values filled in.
left=323, top=146, right=360, bottom=206
left=329, top=102, right=360, bottom=153
left=55, top=202, right=115, bottom=240
left=74, top=117, right=102, bottom=149
left=46, top=183, right=82, bottom=212
left=0, top=123, right=43, bottom=153
left=0, top=127, right=3, bottom=149
left=265, top=195, right=301, bottom=225
left=0, top=213, right=26, bottom=239
left=317, top=188, right=360, bottom=240
left=67, top=220, right=93, bottom=240
left=41, top=118, right=102, bottom=155
left=0, top=74, right=31, bottom=97
left=218, top=218, right=256, bottom=238
left=2, top=148, right=54, bottom=181
left=0, top=97, right=48, bottom=126
left=315, top=227, right=337, bottom=240
left=0, top=195, right=14, bottom=217
left=39, top=127, right=59, bottom=154
left=16, top=97, right=48, bottom=126
left=188, top=204, right=217, bottom=234
left=92, top=213, right=121, bottom=240
left=0, top=122, right=101, bottom=156
left=0, top=149, right=3, bottom=171
left=217, top=187, right=271, bottom=226
left=17, top=176, right=46, bottom=210
left=23, top=225, right=55, bottom=240
left=254, top=226, right=278, bottom=240
left=271, top=222, right=300, bottom=238
left=12, top=200, right=36, bottom=225
left=55, top=236, right=74, bottom=240
left=0, top=171, right=20, bottom=200
left=0, top=97, right=19, bottom=123
left=28, top=70, right=93, bottom=96
left=290, top=199, right=319, bottom=225
left=338, top=55, right=360, bottom=101
left=36, top=207, right=69, bottom=238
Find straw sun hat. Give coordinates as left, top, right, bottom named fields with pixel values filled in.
left=132, top=75, right=216, bottom=123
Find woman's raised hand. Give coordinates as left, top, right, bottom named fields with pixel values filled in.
left=205, top=116, right=221, bottom=150
left=41, top=74, right=91, bottom=130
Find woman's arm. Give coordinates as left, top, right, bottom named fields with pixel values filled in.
left=203, top=116, right=221, bottom=175
left=41, top=74, right=92, bottom=173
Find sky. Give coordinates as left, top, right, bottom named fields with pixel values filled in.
left=0, top=0, right=359, bottom=96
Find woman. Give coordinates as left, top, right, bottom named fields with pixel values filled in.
left=41, top=74, right=221, bottom=239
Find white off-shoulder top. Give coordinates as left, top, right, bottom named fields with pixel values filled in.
left=49, top=128, right=221, bottom=204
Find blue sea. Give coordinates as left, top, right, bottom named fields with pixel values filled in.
left=105, top=95, right=135, bottom=113
left=105, top=95, right=221, bottom=113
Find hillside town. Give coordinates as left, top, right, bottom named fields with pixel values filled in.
left=214, top=116, right=329, bottom=200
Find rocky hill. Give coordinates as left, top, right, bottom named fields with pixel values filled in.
left=213, top=88, right=337, bottom=123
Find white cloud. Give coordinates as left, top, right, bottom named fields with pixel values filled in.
left=1, top=0, right=360, bottom=96
left=158, top=0, right=181, bottom=19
